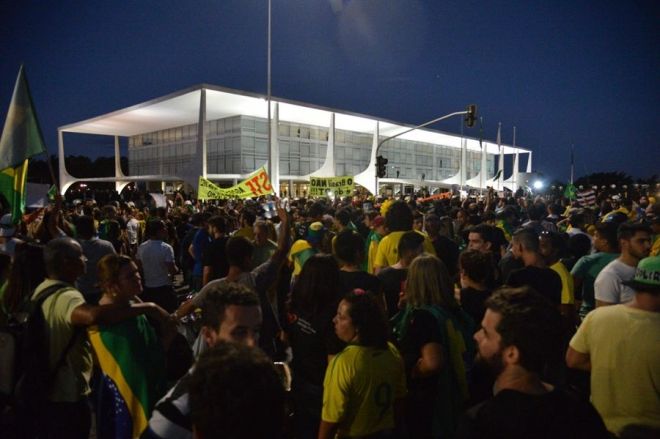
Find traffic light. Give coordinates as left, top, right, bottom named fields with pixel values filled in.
left=376, top=155, right=388, bottom=178
left=465, top=104, right=476, bottom=128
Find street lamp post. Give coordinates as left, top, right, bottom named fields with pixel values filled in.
left=374, top=108, right=473, bottom=196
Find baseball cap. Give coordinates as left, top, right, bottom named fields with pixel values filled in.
left=622, top=256, right=660, bottom=293
left=0, top=214, right=15, bottom=237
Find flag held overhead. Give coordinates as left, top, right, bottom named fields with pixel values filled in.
left=0, top=65, right=48, bottom=171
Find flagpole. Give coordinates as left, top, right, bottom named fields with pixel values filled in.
left=570, top=144, right=575, bottom=184
left=479, top=116, right=483, bottom=195
left=45, top=152, right=59, bottom=191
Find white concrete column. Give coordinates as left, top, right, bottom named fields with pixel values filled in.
left=353, top=121, right=378, bottom=195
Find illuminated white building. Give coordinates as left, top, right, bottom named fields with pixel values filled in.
left=58, top=84, right=531, bottom=196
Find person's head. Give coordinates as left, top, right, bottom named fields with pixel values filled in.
left=97, top=254, right=142, bottom=302
left=207, top=215, right=227, bottom=237
left=189, top=342, right=285, bottom=439
left=291, top=254, right=341, bottom=317
left=3, top=242, right=46, bottom=313
left=405, top=254, right=458, bottom=310
left=538, top=231, right=567, bottom=265
left=566, top=233, right=592, bottom=260
left=307, top=201, right=326, bottom=221
left=333, top=289, right=388, bottom=348
left=569, top=212, right=586, bottom=230
left=511, top=228, right=540, bottom=260
left=424, top=213, right=441, bottom=237
left=334, top=207, right=352, bottom=229
left=474, top=286, right=564, bottom=377
left=253, top=220, right=270, bottom=246
left=593, top=221, right=619, bottom=253
left=618, top=222, right=652, bottom=262
left=335, top=229, right=365, bottom=267
left=146, top=219, right=167, bottom=240
left=459, top=249, right=494, bottom=288
left=225, top=236, right=254, bottom=271
left=622, top=255, right=660, bottom=296
left=412, top=212, right=424, bottom=232
left=371, top=215, right=387, bottom=236
left=397, top=230, right=425, bottom=266
left=200, top=283, right=261, bottom=348
left=467, top=224, right=496, bottom=253
left=305, top=221, right=326, bottom=248
left=240, top=209, right=256, bottom=228
left=43, top=237, right=86, bottom=282
left=385, top=200, right=414, bottom=232
left=74, top=215, right=97, bottom=239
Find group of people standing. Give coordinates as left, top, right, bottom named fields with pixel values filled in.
left=0, top=187, right=658, bottom=438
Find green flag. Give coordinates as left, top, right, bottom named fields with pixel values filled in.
left=0, top=65, right=47, bottom=170
left=0, top=160, right=29, bottom=222
left=564, top=183, right=577, bottom=200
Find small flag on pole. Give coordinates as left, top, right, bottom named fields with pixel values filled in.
left=564, top=183, right=577, bottom=200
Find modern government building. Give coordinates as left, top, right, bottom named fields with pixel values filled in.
left=57, top=84, right=532, bottom=197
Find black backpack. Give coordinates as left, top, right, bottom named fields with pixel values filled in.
left=0, top=283, right=81, bottom=423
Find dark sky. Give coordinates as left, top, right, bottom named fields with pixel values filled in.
left=1, top=0, right=658, bottom=182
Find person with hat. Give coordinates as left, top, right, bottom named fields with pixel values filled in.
left=365, top=215, right=387, bottom=274
left=288, top=221, right=326, bottom=281
left=566, top=255, right=660, bottom=435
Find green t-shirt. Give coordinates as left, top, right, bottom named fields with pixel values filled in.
left=32, top=279, right=93, bottom=402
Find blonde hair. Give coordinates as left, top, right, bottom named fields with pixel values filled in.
left=406, top=254, right=457, bottom=310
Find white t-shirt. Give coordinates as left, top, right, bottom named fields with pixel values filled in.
left=126, top=218, right=139, bottom=245
left=594, top=258, right=636, bottom=304
left=136, top=239, right=175, bottom=288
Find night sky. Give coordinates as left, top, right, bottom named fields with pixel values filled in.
left=1, top=0, right=658, bottom=182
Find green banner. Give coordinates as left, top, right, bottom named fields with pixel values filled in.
left=309, top=176, right=354, bottom=197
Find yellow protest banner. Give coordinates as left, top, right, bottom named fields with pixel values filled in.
left=198, top=166, right=274, bottom=200
left=309, top=176, right=354, bottom=197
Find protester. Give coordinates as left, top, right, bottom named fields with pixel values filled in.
left=567, top=255, right=660, bottom=435
left=319, top=290, right=407, bottom=439
left=456, top=286, right=609, bottom=438
left=75, top=215, right=116, bottom=304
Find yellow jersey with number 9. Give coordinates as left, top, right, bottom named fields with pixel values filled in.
left=322, top=342, right=407, bottom=437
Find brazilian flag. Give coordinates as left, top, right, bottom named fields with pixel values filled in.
left=0, top=65, right=48, bottom=222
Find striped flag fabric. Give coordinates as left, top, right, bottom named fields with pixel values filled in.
left=88, top=317, right=166, bottom=438
left=577, top=189, right=597, bottom=207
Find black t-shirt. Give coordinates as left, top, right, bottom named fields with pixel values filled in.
left=432, top=235, right=459, bottom=277
left=506, top=266, right=562, bottom=305
left=339, top=270, right=381, bottom=296
left=287, top=308, right=344, bottom=386
left=456, top=388, right=609, bottom=439
left=377, top=266, right=407, bottom=318
left=460, top=287, right=492, bottom=327
left=201, top=236, right=230, bottom=281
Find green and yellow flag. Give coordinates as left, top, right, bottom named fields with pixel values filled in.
left=198, top=166, right=274, bottom=200
left=0, top=65, right=48, bottom=222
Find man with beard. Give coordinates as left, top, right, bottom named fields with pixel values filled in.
left=455, top=287, right=608, bottom=439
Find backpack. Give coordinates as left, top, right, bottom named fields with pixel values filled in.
left=0, top=283, right=81, bottom=414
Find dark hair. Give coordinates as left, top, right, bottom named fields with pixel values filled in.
left=146, top=219, right=166, bottom=239
left=43, top=237, right=82, bottom=277
left=469, top=224, right=498, bottom=246
left=207, top=215, right=227, bottom=233
left=241, top=209, right=257, bottom=226
left=485, top=286, right=564, bottom=374
left=459, top=250, right=494, bottom=284
left=3, top=242, right=46, bottom=313
left=540, top=231, right=568, bottom=259
left=334, top=229, right=364, bottom=266
left=385, top=201, right=413, bottom=232
left=200, top=283, right=260, bottom=330
left=308, top=201, right=326, bottom=219
left=343, top=290, right=389, bottom=349
left=75, top=215, right=96, bottom=238
left=397, top=231, right=425, bottom=258
left=512, top=228, right=540, bottom=253
left=290, top=254, right=341, bottom=317
left=335, top=207, right=353, bottom=227
left=567, top=233, right=593, bottom=258
left=189, top=342, right=285, bottom=439
left=225, top=236, right=254, bottom=270
left=617, top=222, right=651, bottom=241
left=593, top=222, right=618, bottom=252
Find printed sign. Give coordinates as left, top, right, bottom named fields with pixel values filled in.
left=197, top=166, right=274, bottom=200
left=309, top=176, right=354, bottom=197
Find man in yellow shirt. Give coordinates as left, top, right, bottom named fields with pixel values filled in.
left=567, top=255, right=660, bottom=435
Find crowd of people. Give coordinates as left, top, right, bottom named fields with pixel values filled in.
left=0, top=184, right=658, bottom=438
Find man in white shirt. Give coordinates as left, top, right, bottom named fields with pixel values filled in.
left=594, top=223, right=651, bottom=306
left=137, top=219, right=179, bottom=312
